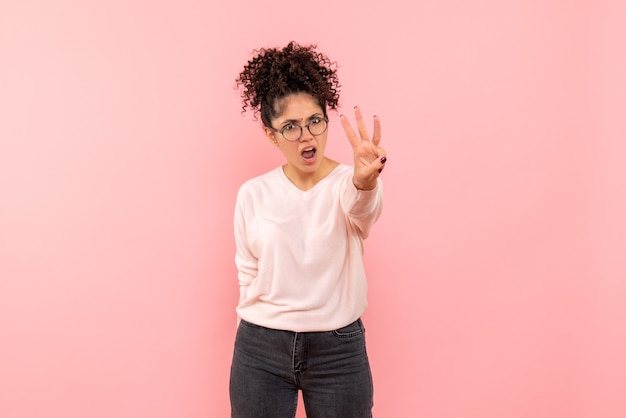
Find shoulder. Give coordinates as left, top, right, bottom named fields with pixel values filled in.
left=239, top=166, right=281, bottom=188
left=329, top=163, right=353, bottom=183
left=237, top=167, right=282, bottom=198
left=331, top=164, right=360, bottom=189
left=334, top=163, right=353, bottom=175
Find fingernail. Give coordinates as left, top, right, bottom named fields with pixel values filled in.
left=380, top=156, right=387, bottom=164
left=378, top=168, right=382, bottom=173
left=354, top=106, right=358, bottom=109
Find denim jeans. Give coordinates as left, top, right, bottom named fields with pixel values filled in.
left=229, top=318, right=373, bottom=418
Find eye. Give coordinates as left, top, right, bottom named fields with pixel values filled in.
left=310, top=117, right=322, bottom=125
left=282, top=123, right=296, bottom=131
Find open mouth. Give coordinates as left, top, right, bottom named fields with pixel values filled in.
left=301, top=147, right=316, bottom=161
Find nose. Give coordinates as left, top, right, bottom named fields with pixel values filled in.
left=299, top=125, right=314, bottom=141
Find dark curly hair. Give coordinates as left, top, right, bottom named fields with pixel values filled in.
left=236, top=41, right=341, bottom=127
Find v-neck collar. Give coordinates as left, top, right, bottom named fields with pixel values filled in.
left=277, top=164, right=343, bottom=196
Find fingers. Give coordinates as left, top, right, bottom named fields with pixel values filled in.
left=377, top=151, right=387, bottom=173
left=340, top=113, right=360, bottom=148
left=354, top=152, right=388, bottom=190
left=372, top=115, right=381, bottom=147
left=361, top=146, right=387, bottom=175
left=341, top=106, right=381, bottom=148
left=354, top=107, right=370, bottom=142
left=369, top=144, right=387, bottom=173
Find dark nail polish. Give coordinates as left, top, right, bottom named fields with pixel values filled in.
left=380, top=156, right=387, bottom=164
left=378, top=168, right=382, bottom=173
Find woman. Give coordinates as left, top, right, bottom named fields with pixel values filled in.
left=230, top=41, right=387, bottom=418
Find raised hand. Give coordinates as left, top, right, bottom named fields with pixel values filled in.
left=340, top=106, right=387, bottom=191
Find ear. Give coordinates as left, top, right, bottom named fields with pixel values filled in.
left=264, top=127, right=279, bottom=147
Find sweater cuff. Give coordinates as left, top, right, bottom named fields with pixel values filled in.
left=348, top=180, right=382, bottom=215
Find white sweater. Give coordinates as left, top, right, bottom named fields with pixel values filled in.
left=234, top=164, right=384, bottom=332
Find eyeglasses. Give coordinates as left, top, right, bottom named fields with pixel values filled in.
left=269, top=116, right=329, bottom=142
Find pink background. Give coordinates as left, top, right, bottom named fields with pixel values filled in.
left=1, top=1, right=625, bottom=417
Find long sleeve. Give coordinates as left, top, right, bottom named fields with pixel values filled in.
left=234, top=185, right=257, bottom=296
left=340, top=176, right=384, bottom=239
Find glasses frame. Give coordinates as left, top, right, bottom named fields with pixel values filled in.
left=269, top=116, right=329, bottom=142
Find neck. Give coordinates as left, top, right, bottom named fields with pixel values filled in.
left=282, top=158, right=338, bottom=191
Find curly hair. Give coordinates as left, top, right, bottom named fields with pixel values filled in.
left=236, top=41, right=341, bottom=127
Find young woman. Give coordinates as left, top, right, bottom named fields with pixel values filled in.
left=230, top=41, right=387, bottom=418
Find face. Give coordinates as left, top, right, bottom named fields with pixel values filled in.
left=264, top=92, right=329, bottom=178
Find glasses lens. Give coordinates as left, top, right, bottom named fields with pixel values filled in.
left=282, top=125, right=302, bottom=141
left=309, top=118, right=327, bottom=136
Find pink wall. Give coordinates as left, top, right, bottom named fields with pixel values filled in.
left=1, top=1, right=625, bottom=417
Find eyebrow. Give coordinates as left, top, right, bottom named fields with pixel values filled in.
left=279, top=113, right=324, bottom=125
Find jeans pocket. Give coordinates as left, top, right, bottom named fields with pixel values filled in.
left=332, top=318, right=365, bottom=338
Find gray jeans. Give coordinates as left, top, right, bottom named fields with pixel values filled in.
left=229, top=318, right=373, bottom=418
